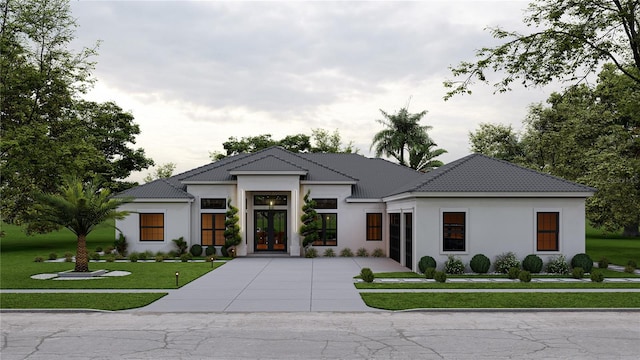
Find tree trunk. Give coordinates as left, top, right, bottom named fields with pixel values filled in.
left=74, top=233, right=89, bottom=272
left=622, top=223, right=640, bottom=237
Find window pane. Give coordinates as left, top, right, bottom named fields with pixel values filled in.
left=443, top=212, right=465, bottom=252
left=140, top=214, right=164, bottom=241
left=366, top=213, right=382, bottom=241
left=537, top=212, right=559, bottom=251
left=201, top=198, right=226, bottom=209
left=315, top=198, right=337, bottom=209
left=202, top=230, right=213, bottom=246
left=254, top=195, right=287, bottom=206
left=314, top=213, right=337, bottom=246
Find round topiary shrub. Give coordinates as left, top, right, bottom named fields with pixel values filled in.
left=507, top=267, right=520, bottom=279
left=571, top=253, right=593, bottom=273
left=190, top=244, right=203, bottom=257
left=469, top=254, right=491, bottom=273
left=518, top=270, right=532, bottom=282
left=360, top=267, right=374, bottom=283
left=495, top=252, right=520, bottom=274
left=572, top=267, right=585, bottom=279
left=34, top=256, right=44, bottom=262
left=598, top=257, right=609, bottom=269
left=522, top=254, right=543, bottom=273
left=424, top=267, right=436, bottom=279
left=205, top=246, right=216, bottom=257
left=48, top=253, right=58, bottom=260
left=418, top=256, right=437, bottom=273
left=590, top=270, right=604, bottom=282
left=434, top=271, right=447, bottom=283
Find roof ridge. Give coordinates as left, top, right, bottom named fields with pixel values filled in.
left=176, top=152, right=253, bottom=181
left=474, top=153, right=596, bottom=191
left=158, top=178, right=191, bottom=196
left=282, top=147, right=360, bottom=181
left=229, top=153, right=308, bottom=171
left=404, top=154, right=475, bottom=192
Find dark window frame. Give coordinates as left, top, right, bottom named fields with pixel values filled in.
left=366, top=213, right=383, bottom=241
left=201, top=198, right=227, bottom=209
left=201, top=213, right=226, bottom=246
left=537, top=212, right=559, bottom=251
left=253, top=195, right=287, bottom=206
left=313, top=213, right=338, bottom=246
left=140, top=213, right=164, bottom=242
left=314, top=198, right=338, bottom=209
left=443, top=212, right=465, bottom=252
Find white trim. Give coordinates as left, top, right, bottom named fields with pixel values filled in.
left=439, top=208, right=469, bottom=255
left=384, top=191, right=594, bottom=202
left=181, top=181, right=237, bottom=185
left=346, top=198, right=383, bottom=203
left=300, top=181, right=358, bottom=185
left=229, top=170, right=307, bottom=176
left=533, top=208, right=563, bottom=254
left=130, top=198, right=193, bottom=203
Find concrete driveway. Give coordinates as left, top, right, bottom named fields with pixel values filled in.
left=137, top=257, right=407, bottom=312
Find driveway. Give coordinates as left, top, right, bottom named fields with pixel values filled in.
left=137, top=257, right=408, bottom=312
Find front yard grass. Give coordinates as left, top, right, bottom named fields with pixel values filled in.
left=361, top=292, right=640, bottom=310
left=356, top=282, right=640, bottom=289
left=0, top=293, right=167, bottom=311
left=586, top=223, right=640, bottom=266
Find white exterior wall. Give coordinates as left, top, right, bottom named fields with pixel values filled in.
left=409, top=197, right=586, bottom=272
left=186, top=184, right=236, bottom=251
left=386, top=199, right=418, bottom=270
left=116, top=201, right=192, bottom=254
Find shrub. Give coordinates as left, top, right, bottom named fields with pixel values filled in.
left=34, top=256, right=44, bottom=262
left=168, top=250, right=179, bottom=258
left=507, top=267, right=520, bottom=279
left=105, top=255, right=116, bottom=262
left=372, top=248, right=384, bottom=257
left=340, top=248, right=354, bottom=257
left=155, top=255, right=165, bottom=262
left=356, top=247, right=369, bottom=257
left=469, top=254, right=490, bottom=273
left=64, top=252, right=73, bottom=262
left=444, top=255, right=465, bottom=274
left=323, top=248, right=336, bottom=257
left=624, top=265, right=636, bottom=274
left=138, top=252, right=148, bottom=261
left=522, top=254, right=543, bottom=273
left=434, top=271, right=447, bottom=283
left=180, top=253, right=191, bottom=262
left=114, top=233, right=128, bottom=256
left=172, top=237, right=188, bottom=255
left=571, top=253, right=593, bottom=273
left=598, top=257, right=609, bottom=269
left=190, top=244, right=203, bottom=257
left=115, top=254, right=125, bottom=260
left=95, top=246, right=103, bottom=253
left=104, top=246, right=115, bottom=254
left=48, top=253, right=58, bottom=260
left=518, top=270, right=532, bottom=282
left=64, top=252, right=73, bottom=258
left=418, top=256, right=437, bottom=273
left=129, top=253, right=139, bottom=262
left=90, top=252, right=100, bottom=261
left=360, top=268, right=374, bottom=283
left=305, top=247, right=318, bottom=258
left=424, top=267, right=436, bottom=279
left=546, top=255, right=570, bottom=274
left=628, top=260, right=637, bottom=269
left=495, top=252, right=520, bottom=274
left=205, top=246, right=216, bottom=257
left=590, top=270, right=604, bottom=282
left=572, top=267, right=584, bottom=279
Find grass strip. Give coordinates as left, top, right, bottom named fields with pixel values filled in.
left=0, top=293, right=167, bottom=311
left=356, top=282, right=640, bottom=289
left=360, top=292, right=640, bottom=310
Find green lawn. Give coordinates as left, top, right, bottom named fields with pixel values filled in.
left=586, top=223, right=640, bottom=266
left=361, top=292, right=640, bottom=310
left=0, top=293, right=167, bottom=311
left=356, top=282, right=640, bottom=289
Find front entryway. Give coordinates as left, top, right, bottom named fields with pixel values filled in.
left=255, top=210, right=287, bottom=251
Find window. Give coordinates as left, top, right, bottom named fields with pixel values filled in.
left=254, top=195, right=287, bottom=206
left=201, top=198, right=226, bottom=209
left=389, top=213, right=401, bottom=262
left=537, top=212, right=559, bottom=251
left=314, top=213, right=337, bottom=246
left=140, top=213, right=164, bottom=241
left=201, top=213, right=226, bottom=246
left=314, top=198, right=337, bottom=209
left=366, top=213, right=382, bottom=241
left=443, top=212, right=465, bottom=251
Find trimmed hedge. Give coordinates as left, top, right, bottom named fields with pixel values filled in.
left=469, top=254, right=490, bottom=273
left=418, top=256, right=437, bottom=273
left=522, top=254, right=543, bottom=273
left=571, top=253, right=593, bottom=273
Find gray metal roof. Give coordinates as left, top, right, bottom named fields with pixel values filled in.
left=390, top=153, right=596, bottom=195
left=118, top=149, right=595, bottom=200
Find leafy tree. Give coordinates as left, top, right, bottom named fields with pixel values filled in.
left=444, top=0, right=640, bottom=99
left=299, top=190, right=319, bottom=249
left=224, top=199, right=242, bottom=255
left=0, top=0, right=153, bottom=224
left=311, top=128, right=358, bottom=153
left=143, top=162, right=176, bottom=183
left=27, top=176, right=131, bottom=272
left=469, top=123, right=524, bottom=162
left=370, top=107, right=446, bottom=170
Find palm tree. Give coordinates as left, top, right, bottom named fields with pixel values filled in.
left=29, top=176, right=131, bottom=272
left=371, top=107, right=446, bottom=170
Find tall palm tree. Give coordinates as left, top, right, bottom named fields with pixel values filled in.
left=29, top=176, right=131, bottom=272
left=370, top=107, right=446, bottom=170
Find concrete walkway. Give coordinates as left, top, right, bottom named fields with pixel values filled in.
left=136, top=257, right=408, bottom=312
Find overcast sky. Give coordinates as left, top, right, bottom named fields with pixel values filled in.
left=70, top=0, right=557, bottom=182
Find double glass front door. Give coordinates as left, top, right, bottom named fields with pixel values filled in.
left=255, top=210, right=287, bottom=251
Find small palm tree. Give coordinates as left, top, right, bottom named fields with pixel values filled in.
left=29, top=176, right=131, bottom=272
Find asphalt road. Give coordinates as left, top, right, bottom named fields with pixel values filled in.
left=2, top=311, right=638, bottom=359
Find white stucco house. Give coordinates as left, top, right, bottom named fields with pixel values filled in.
left=115, top=146, right=595, bottom=272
